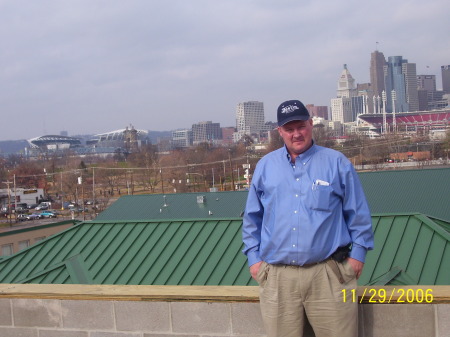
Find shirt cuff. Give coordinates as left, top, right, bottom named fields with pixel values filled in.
left=247, top=251, right=262, bottom=267
left=349, top=243, right=367, bottom=263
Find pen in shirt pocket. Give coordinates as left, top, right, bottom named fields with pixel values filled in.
left=312, top=179, right=330, bottom=190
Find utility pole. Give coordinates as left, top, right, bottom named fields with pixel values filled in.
left=2, top=180, right=13, bottom=226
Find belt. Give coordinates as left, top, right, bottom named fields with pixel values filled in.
left=275, top=258, right=345, bottom=283
left=277, top=257, right=331, bottom=268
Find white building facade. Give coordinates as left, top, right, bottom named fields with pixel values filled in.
left=233, top=101, right=265, bottom=142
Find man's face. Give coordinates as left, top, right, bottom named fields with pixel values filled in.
left=278, top=119, right=313, bottom=157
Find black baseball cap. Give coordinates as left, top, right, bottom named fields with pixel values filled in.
left=277, top=100, right=310, bottom=126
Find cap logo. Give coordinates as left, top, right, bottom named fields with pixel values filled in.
left=281, top=105, right=299, bottom=114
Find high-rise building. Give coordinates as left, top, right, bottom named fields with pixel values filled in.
left=191, top=121, right=222, bottom=145
left=171, top=129, right=192, bottom=148
left=370, top=50, right=386, bottom=97
left=384, top=56, right=409, bottom=113
left=337, top=64, right=357, bottom=98
left=402, top=62, right=419, bottom=112
left=234, top=101, right=265, bottom=142
left=442, top=65, right=450, bottom=94
left=331, top=65, right=358, bottom=123
left=306, top=104, right=329, bottom=120
left=417, top=75, right=437, bottom=111
left=417, top=75, right=437, bottom=92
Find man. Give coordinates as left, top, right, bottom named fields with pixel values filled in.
left=242, top=100, right=374, bottom=337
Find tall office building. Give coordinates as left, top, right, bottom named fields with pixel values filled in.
left=331, top=65, right=358, bottom=123
left=337, top=64, right=357, bottom=98
left=402, top=62, right=419, bottom=112
left=370, top=50, right=386, bottom=97
left=417, top=75, right=437, bottom=111
left=442, top=65, right=450, bottom=94
left=306, top=104, right=329, bottom=119
left=234, top=101, right=265, bottom=142
left=417, top=75, right=437, bottom=92
left=191, top=121, right=222, bottom=145
left=384, top=56, right=409, bottom=113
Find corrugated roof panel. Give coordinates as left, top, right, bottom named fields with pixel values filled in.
left=25, top=265, right=72, bottom=284
left=361, top=213, right=450, bottom=286
left=420, top=233, right=447, bottom=284
left=0, top=214, right=448, bottom=286
left=435, top=245, right=450, bottom=284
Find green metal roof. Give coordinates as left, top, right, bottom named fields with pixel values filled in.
left=96, top=168, right=450, bottom=223
left=358, top=167, right=450, bottom=222
left=0, top=218, right=251, bottom=286
left=96, top=191, right=248, bottom=221
left=0, top=213, right=448, bottom=286
left=361, top=213, right=450, bottom=286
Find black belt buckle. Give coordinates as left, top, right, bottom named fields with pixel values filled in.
left=331, top=245, right=350, bottom=263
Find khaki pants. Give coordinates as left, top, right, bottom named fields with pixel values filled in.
left=257, top=260, right=358, bottom=337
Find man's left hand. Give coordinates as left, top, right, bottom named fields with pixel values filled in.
left=347, top=257, right=364, bottom=279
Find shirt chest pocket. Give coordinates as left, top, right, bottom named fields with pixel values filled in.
left=309, top=185, right=333, bottom=211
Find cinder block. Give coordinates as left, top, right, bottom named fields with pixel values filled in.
left=115, top=301, right=170, bottom=332
left=0, top=299, right=12, bottom=326
left=171, top=302, right=230, bottom=334
left=12, top=299, right=61, bottom=328
left=361, top=304, right=435, bottom=337
left=90, top=332, right=142, bottom=337
left=0, top=326, right=38, bottom=337
left=231, top=302, right=265, bottom=335
left=61, top=300, right=114, bottom=330
left=38, top=330, right=88, bottom=337
left=143, top=334, right=198, bottom=337
left=436, top=304, right=450, bottom=337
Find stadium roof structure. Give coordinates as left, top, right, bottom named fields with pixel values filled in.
left=358, top=109, right=450, bottom=130
left=92, top=128, right=149, bottom=142
left=0, top=213, right=447, bottom=286
left=27, top=135, right=81, bottom=149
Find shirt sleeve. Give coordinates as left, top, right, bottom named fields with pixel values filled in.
left=242, top=168, right=264, bottom=267
left=342, top=163, right=374, bottom=263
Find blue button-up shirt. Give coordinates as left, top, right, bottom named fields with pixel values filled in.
left=242, top=144, right=374, bottom=267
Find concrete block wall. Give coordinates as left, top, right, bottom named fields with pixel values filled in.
left=0, top=298, right=268, bottom=337
left=0, top=298, right=449, bottom=337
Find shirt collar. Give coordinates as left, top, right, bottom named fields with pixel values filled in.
left=283, top=141, right=316, bottom=165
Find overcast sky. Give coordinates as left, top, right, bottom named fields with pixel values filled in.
left=1, top=0, right=449, bottom=141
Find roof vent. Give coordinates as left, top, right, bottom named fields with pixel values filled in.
left=197, top=195, right=206, bottom=204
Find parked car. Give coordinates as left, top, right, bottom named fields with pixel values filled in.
left=40, top=211, right=57, bottom=218
left=17, top=214, right=28, bottom=221
left=26, top=213, right=43, bottom=220
left=35, top=204, right=49, bottom=211
left=27, top=203, right=38, bottom=210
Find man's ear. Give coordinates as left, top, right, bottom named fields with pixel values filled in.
left=277, top=126, right=283, bottom=136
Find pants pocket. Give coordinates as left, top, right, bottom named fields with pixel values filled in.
left=256, top=261, right=270, bottom=286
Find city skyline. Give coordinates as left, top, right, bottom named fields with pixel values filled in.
left=1, top=0, right=449, bottom=141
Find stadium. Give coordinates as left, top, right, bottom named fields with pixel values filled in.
left=358, top=108, right=450, bottom=134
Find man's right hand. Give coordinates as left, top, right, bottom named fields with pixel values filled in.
left=250, top=261, right=263, bottom=281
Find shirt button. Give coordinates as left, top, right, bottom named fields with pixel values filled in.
left=293, top=228, right=296, bottom=231
left=294, top=210, right=298, bottom=214
left=293, top=165, right=296, bottom=168
left=295, top=194, right=298, bottom=197
left=296, top=178, right=300, bottom=181
left=293, top=244, right=296, bottom=247
left=303, top=163, right=306, bottom=165
left=292, top=260, right=296, bottom=264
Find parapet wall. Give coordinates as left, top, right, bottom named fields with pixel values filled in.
left=0, top=284, right=448, bottom=337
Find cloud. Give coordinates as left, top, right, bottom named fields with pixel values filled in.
left=0, top=0, right=449, bottom=140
